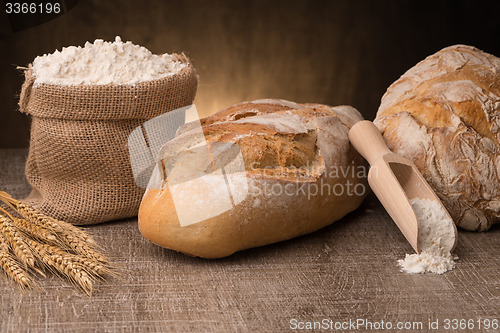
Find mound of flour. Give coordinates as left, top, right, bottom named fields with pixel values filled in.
left=32, top=36, right=186, bottom=85
left=398, top=198, right=457, bottom=274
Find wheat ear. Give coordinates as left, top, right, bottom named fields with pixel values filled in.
left=51, top=219, right=97, bottom=246
left=11, top=201, right=98, bottom=247
left=31, top=241, right=112, bottom=279
left=10, top=201, right=65, bottom=233
left=12, top=202, right=104, bottom=260
left=0, top=191, right=114, bottom=295
left=27, top=239, right=94, bottom=296
left=57, top=232, right=107, bottom=263
left=11, top=217, right=57, bottom=243
left=0, top=214, right=35, bottom=267
left=0, top=232, right=31, bottom=289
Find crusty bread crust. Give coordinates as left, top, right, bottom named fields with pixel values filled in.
left=375, top=45, right=500, bottom=231
left=139, top=99, right=368, bottom=258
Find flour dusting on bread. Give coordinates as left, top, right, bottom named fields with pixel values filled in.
left=234, top=113, right=313, bottom=134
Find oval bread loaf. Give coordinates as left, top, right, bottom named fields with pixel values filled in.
left=138, top=99, right=368, bottom=258
left=374, top=45, right=500, bottom=231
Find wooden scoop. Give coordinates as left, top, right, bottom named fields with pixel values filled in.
left=348, top=120, right=457, bottom=254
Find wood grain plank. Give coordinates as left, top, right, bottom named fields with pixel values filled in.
left=0, top=149, right=498, bottom=332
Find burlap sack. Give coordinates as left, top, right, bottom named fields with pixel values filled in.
left=18, top=55, right=197, bottom=225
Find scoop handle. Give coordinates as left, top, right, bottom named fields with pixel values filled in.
left=348, top=120, right=392, bottom=165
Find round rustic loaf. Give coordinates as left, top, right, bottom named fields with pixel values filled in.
left=374, top=45, right=500, bottom=231
left=138, top=99, right=368, bottom=258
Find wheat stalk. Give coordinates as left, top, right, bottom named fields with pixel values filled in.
left=11, top=217, right=57, bottom=243
left=8, top=201, right=104, bottom=260
left=9, top=200, right=99, bottom=248
left=0, top=214, right=35, bottom=267
left=10, top=201, right=65, bottom=234
left=27, top=239, right=94, bottom=296
left=58, top=232, right=107, bottom=263
left=0, top=191, right=115, bottom=295
left=64, top=254, right=115, bottom=279
left=0, top=232, right=31, bottom=289
left=29, top=240, right=112, bottom=279
left=52, top=218, right=97, bottom=246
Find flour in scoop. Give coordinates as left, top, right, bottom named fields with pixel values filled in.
left=398, top=198, right=457, bottom=274
left=32, top=36, right=186, bottom=85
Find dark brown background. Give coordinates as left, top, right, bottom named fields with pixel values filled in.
left=1, top=0, right=499, bottom=148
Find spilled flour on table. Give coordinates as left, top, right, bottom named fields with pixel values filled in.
left=398, top=198, right=458, bottom=274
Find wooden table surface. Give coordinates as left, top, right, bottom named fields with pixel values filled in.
left=0, top=149, right=498, bottom=333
